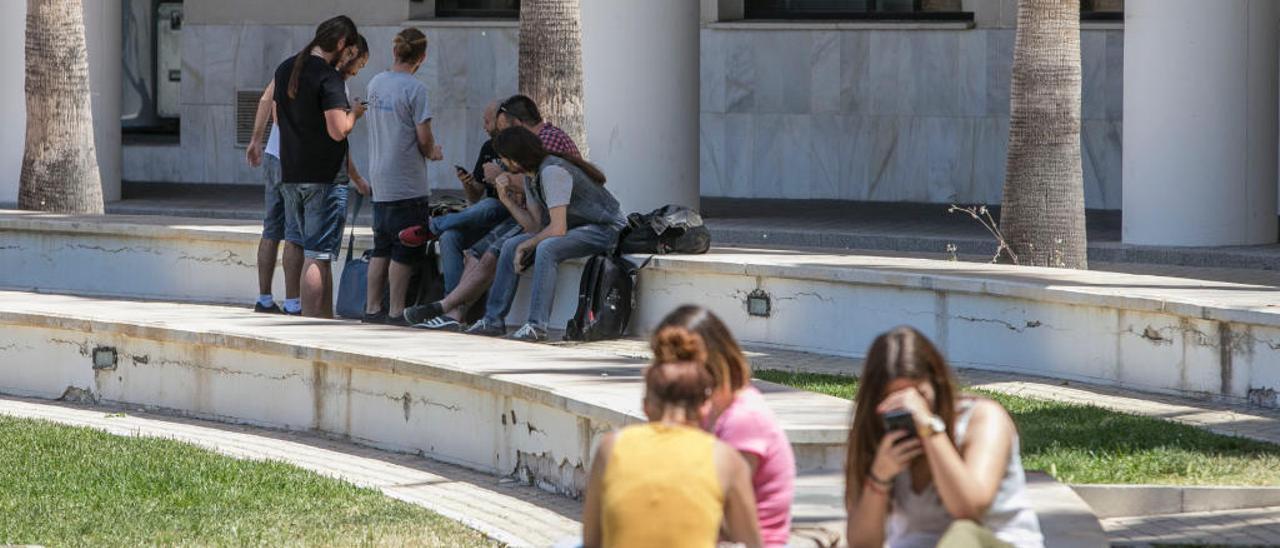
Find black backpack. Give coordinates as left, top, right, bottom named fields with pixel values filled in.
left=619, top=205, right=711, bottom=255
left=563, top=254, right=643, bottom=342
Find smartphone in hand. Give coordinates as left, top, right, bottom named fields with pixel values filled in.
left=882, top=409, right=916, bottom=442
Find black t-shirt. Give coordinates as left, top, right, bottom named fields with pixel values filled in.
left=273, top=55, right=349, bottom=183
left=472, top=139, right=499, bottom=199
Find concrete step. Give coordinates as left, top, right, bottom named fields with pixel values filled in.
left=2, top=210, right=1279, bottom=409
left=0, top=290, right=851, bottom=497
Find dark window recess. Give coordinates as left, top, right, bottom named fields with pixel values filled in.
left=744, top=0, right=972, bottom=21
left=1081, top=0, right=1123, bottom=21
left=432, top=0, right=519, bottom=18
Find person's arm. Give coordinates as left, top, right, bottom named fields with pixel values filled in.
left=496, top=173, right=541, bottom=233
left=322, top=73, right=363, bottom=141
left=878, top=391, right=1012, bottom=521
left=246, top=81, right=275, bottom=168
left=717, top=442, right=763, bottom=548
left=846, top=430, right=922, bottom=548
left=581, top=432, right=615, bottom=548
left=512, top=205, right=566, bottom=272
left=324, top=106, right=363, bottom=142
left=924, top=399, right=1012, bottom=520
left=347, top=150, right=370, bottom=196
left=415, top=120, right=443, bottom=161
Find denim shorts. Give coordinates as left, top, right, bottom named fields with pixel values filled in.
left=467, top=218, right=524, bottom=259
left=372, top=196, right=430, bottom=264
left=261, top=155, right=294, bottom=243
left=280, top=182, right=349, bottom=261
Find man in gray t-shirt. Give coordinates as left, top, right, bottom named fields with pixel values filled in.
left=366, top=70, right=434, bottom=202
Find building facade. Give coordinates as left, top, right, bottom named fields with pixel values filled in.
left=1, top=0, right=1277, bottom=247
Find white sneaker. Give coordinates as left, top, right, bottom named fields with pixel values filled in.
left=506, top=323, right=547, bottom=342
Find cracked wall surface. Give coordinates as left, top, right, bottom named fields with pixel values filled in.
left=0, top=321, right=622, bottom=492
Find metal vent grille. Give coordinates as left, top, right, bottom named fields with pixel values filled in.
left=235, top=90, right=270, bottom=148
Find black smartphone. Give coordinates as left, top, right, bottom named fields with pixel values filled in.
left=454, top=165, right=468, bottom=176
left=882, top=409, right=916, bottom=441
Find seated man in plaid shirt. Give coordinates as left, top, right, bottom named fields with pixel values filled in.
left=401, top=94, right=586, bottom=332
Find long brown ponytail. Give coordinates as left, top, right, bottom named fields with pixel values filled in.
left=287, top=15, right=358, bottom=100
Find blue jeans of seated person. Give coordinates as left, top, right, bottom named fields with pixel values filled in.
left=432, top=197, right=511, bottom=293
left=482, top=223, right=618, bottom=329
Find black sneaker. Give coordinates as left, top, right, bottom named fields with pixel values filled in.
left=404, top=301, right=444, bottom=325
left=254, top=302, right=283, bottom=314
left=385, top=315, right=410, bottom=327
left=464, top=318, right=506, bottom=337
left=362, top=311, right=388, bottom=324
left=412, top=315, right=462, bottom=332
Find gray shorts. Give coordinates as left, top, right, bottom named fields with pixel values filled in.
left=467, top=219, right=523, bottom=259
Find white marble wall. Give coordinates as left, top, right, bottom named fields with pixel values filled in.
left=125, top=23, right=518, bottom=191
left=124, top=24, right=1124, bottom=209
left=700, top=27, right=1124, bottom=208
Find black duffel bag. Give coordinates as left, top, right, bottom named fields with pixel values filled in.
left=618, top=205, right=711, bottom=255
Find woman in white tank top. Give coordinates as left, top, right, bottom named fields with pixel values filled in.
left=844, top=327, right=1043, bottom=548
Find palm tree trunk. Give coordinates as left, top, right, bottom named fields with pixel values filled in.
left=999, top=0, right=1086, bottom=269
left=518, top=0, right=588, bottom=156
left=19, top=0, right=103, bottom=214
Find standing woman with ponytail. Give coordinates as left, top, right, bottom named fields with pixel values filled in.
left=274, top=15, right=363, bottom=318
left=654, top=305, right=796, bottom=547
left=362, top=28, right=441, bottom=325
left=582, top=327, right=762, bottom=548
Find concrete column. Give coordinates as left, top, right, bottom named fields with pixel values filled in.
left=1122, top=0, right=1279, bottom=246
left=84, top=0, right=123, bottom=203
left=0, top=3, right=26, bottom=205
left=581, top=0, right=700, bottom=214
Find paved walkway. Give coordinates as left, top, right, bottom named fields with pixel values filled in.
left=1104, top=506, right=1280, bottom=546
left=0, top=396, right=580, bottom=547
left=564, top=339, right=1280, bottom=446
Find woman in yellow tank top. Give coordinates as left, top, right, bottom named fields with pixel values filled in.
left=582, top=327, right=763, bottom=548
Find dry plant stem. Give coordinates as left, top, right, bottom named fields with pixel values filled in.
left=948, top=205, right=1020, bottom=265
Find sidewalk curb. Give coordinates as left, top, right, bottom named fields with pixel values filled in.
left=1070, top=484, right=1280, bottom=518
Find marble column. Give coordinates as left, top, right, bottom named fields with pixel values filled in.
left=1122, top=0, right=1279, bottom=246
left=581, top=0, right=700, bottom=214
left=84, top=0, right=123, bottom=202
left=0, top=3, right=25, bottom=205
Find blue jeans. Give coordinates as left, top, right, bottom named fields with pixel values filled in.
left=432, top=197, right=511, bottom=292
left=483, top=224, right=618, bottom=329
left=280, top=183, right=349, bottom=261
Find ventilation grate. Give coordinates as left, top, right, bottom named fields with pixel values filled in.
left=235, top=89, right=272, bottom=148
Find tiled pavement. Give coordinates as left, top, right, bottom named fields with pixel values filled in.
left=1104, top=506, right=1280, bottom=546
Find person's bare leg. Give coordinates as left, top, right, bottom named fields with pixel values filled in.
left=257, top=239, right=279, bottom=296
left=283, top=242, right=304, bottom=300
left=367, top=257, right=390, bottom=315
left=442, top=253, right=497, bottom=319
left=301, top=259, right=334, bottom=318
left=388, top=260, right=414, bottom=318
left=318, top=261, right=334, bottom=318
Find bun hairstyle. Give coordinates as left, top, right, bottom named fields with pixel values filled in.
left=393, top=28, right=428, bottom=65
left=651, top=305, right=750, bottom=392
left=644, top=360, right=715, bottom=415
left=652, top=325, right=709, bottom=365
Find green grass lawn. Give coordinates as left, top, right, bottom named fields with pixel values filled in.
left=756, top=370, right=1280, bottom=486
left=0, top=415, right=496, bottom=547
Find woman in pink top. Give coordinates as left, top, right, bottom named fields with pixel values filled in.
left=651, top=305, right=796, bottom=547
